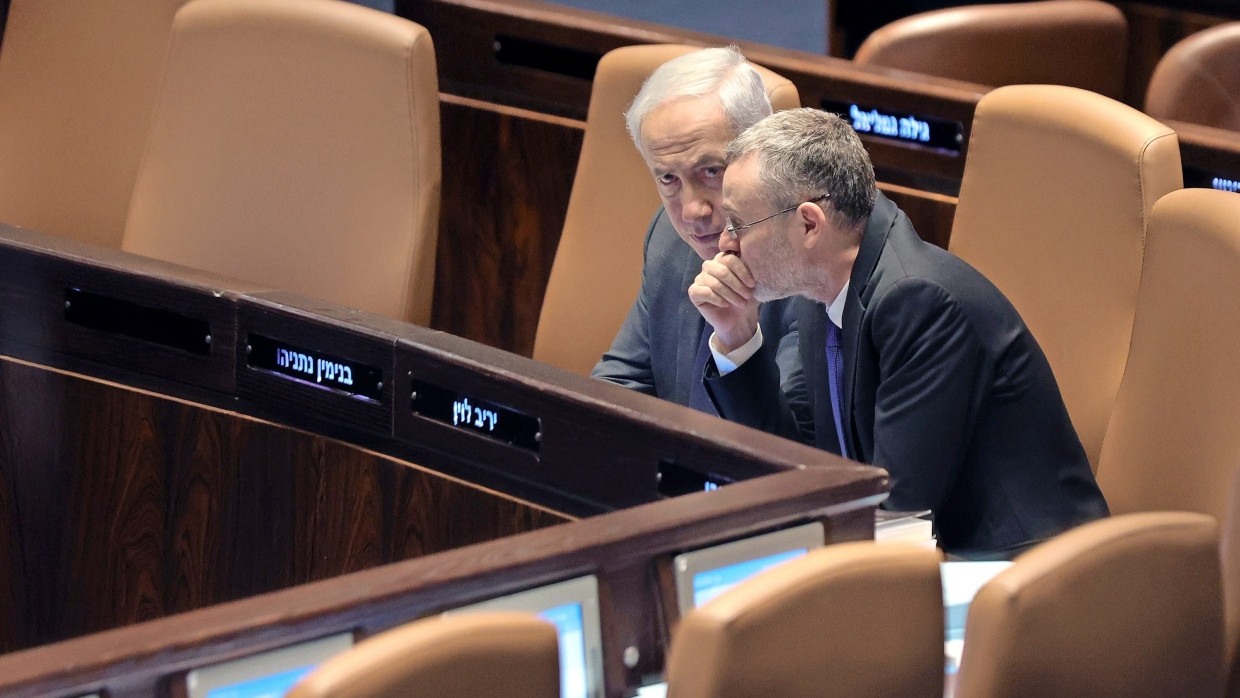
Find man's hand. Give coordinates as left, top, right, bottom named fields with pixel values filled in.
left=689, top=251, right=760, bottom=352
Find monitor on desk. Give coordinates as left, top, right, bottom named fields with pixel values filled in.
left=185, top=632, right=353, bottom=698
left=447, top=575, right=605, bottom=698
left=940, top=560, right=1013, bottom=673
left=671, top=522, right=825, bottom=616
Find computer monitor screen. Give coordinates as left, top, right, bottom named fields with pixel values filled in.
left=940, top=560, right=1013, bottom=673
left=185, top=632, right=353, bottom=698
left=447, top=575, right=604, bottom=698
left=672, top=522, right=825, bottom=616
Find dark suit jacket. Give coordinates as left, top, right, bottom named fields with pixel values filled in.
left=709, top=193, right=1109, bottom=556
left=593, top=208, right=800, bottom=408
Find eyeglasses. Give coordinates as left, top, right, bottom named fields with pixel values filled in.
left=725, top=194, right=830, bottom=239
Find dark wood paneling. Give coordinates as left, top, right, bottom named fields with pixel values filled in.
left=0, top=225, right=242, bottom=395
left=0, top=356, right=569, bottom=654
left=0, top=466, right=885, bottom=698
left=405, top=0, right=982, bottom=192
left=1175, top=120, right=1240, bottom=189
left=431, top=95, right=583, bottom=355
left=879, top=181, right=958, bottom=250
left=1117, top=1, right=1233, bottom=108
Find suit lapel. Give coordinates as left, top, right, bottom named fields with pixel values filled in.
left=674, top=244, right=707, bottom=405
left=842, top=193, right=899, bottom=459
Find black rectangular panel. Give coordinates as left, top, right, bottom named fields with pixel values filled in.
left=236, top=294, right=395, bottom=438
left=64, top=288, right=212, bottom=356
left=410, top=378, right=541, bottom=452
left=822, top=98, right=964, bottom=156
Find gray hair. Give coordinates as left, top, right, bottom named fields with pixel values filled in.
left=726, top=108, right=876, bottom=225
left=625, top=46, right=772, bottom=154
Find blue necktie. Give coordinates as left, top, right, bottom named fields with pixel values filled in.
left=688, top=323, right=717, bottom=415
left=826, top=320, right=849, bottom=458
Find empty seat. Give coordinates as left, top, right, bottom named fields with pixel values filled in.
left=0, top=0, right=189, bottom=247
left=1145, top=22, right=1240, bottom=131
left=948, top=84, right=1181, bottom=471
left=532, top=44, right=799, bottom=375
left=854, top=0, right=1128, bottom=99
left=121, top=0, right=441, bottom=324
left=287, top=612, right=559, bottom=698
left=1091, top=188, right=1240, bottom=689
left=665, top=542, right=944, bottom=698
left=956, top=512, right=1224, bottom=697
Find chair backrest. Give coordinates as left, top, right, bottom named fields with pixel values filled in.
left=0, top=0, right=189, bottom=247
left=956, top=512, right=1224, bottom=698
left=1145, top=22, right=1240, bottom=131
left=531, top=44, right=800, bottom=375
left=287, top=612, right=559, bottom=698
left=121, top=0, right=441, bottom=325
left=665, top=542, right=944, bottom=698
left=853, top=0, right=1127, bottom=99
left=1092, top=189, right=1240, bottom=683
left=1096, top=188, right=1240, bottom=517
left=948, top=84, right=1181, bottom=472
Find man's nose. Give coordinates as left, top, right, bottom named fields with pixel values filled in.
left=717, top=229, right=739, bottom=254
left=682, top=186, right=715, bottom=220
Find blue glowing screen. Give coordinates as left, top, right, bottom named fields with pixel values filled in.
left=691, top=548, right=808, bottom=608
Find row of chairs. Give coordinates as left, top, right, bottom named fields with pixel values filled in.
left=281, top=511, right=1223, bottom=697
left=0, top=0, right=1228, bottom=385
left=850, top=0, right=1240, bottom=132
left=0, top=0, right=441, bottom=324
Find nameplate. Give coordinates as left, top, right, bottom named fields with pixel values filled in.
left=821, top=98, right=964, bottom=155
left=64, top=287, right=213, bottom=355
left=410, top=378, right=541, bottom=452
left=246, top=333, right=384, bottom=402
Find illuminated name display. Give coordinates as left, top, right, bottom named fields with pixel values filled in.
left=1214, top=177, right=1240, bottom=193
left=849, top=104, right=930, bottom=143
left=821, top=98, right=964, bottom=155
left=1182, top=166, right=1240, bottom=193
left=274, top=347, right=354, bottom=386
left=411, top=379, right=541, bottom=452
left=246, top=334, right=383, bottom=401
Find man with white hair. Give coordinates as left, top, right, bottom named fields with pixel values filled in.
left=591, top=47, right=800, bottom=416
left=694, top=108, right=1108, bottom=557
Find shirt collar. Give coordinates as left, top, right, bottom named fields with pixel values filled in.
left=826, top=281, right=849, bottom=328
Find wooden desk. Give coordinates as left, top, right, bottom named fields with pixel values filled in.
left=0, top=226, right=888, bottom=696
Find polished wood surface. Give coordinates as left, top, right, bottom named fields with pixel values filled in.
left=1, top=225, right=845, bottom=518
left=0, top=355, right=569, bottom=655
left=0, top=226, right=879, bottom=675
left=0, top=466, right=885, bottom=698
left=432, top=95, right=582, bottom=356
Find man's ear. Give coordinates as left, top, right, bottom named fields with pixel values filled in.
left=799, top=200, right=830, bottom=250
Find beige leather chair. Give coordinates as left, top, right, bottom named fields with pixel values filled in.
left=287, top=612, right=559, bottom=698
left=1224, top=470, right=1240, bottom=697
left=665, top=542, right=944, bottom=698
left=532, top=45, right=800, bottom=375
left=0, top=0, right=189, bottom=247
left=948, top=84, right=1181, bottom=471
left=853, top=0, right=1128, bottom=99
left=1146, top=22, right=1240, bottom=131
left=121, top=0, right=441, bottom=325
left=955, top=512, right=1224, bottom=697
left=1090, top=189, right=1240, bottom=690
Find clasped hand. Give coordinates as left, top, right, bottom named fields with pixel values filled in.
left=688, top=251, right=760, bottom=354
